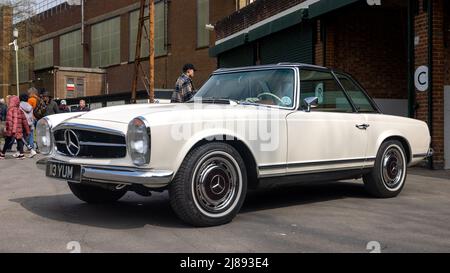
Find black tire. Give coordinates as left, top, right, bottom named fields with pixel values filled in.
left=169, top=142, right=248, bottom=227
left=363, top=140, right=408, bottom=198
left=68, top=182, right=127, bottom=204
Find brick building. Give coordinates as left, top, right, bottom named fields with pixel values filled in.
left=0, top=0, right=236, bottom=103
left=210, top=0, right=450, bottom=169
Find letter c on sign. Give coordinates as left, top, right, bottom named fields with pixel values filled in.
left=415, top=65, right=429, bottom=92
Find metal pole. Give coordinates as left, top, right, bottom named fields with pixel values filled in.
left=427, top=0, right=434, bottom=169
left=149, top=0, right=155, bottom=103
left=14, top=40, right=19, bottom=97
left=407, top=0, right=415, bottom=118
left=81, top=0, right=85, bottom=45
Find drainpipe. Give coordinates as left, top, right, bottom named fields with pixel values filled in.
left=427, top=0, right=434, bottom=169
left=407, top=0, right=415, bottom=118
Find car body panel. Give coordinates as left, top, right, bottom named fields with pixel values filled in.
left=38, top=64, right=432, bottom=188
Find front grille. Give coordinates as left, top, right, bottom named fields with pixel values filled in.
left=54, top=129, right=127, bottom=159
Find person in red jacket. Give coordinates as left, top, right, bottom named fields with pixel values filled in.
left=0, top=96, right=30, bottom=160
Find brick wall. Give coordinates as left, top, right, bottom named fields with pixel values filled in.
left=316, top=6, right=408, bottom=100
left=5, top=0, right=235, bottom=96
left=414, top=0, right=446, bottom=168
left=215, top=0, right=306, bottom=40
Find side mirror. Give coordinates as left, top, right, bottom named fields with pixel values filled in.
left=303, top=97, right=319, bottom=112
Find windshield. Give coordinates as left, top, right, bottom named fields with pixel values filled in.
left=194, top=69, right=295, bottom=108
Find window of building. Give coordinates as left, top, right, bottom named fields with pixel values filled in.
left=65, top=77, right=85, bottom=99
left=60, top=30, right=83, bottom=67
left=237, top=0, right=256, bottom=10
left=129, top=1, right=167, bottom=61
left=34, top=39, right=53, bottom=70
left=91, top=17, right=121, bottom=68
left=300, top=70, right=353, bottom=113
left=197, top=0, right=209, bottom=48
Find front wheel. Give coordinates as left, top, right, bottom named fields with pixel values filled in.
left=363, top=140, right=408, bottom=198
left=169, top=143, right=248, bottom=227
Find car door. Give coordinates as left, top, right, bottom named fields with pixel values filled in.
left=286, top=69, right=368, bottom=175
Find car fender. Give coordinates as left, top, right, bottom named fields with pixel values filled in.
left=172, top=128, right=258, bottom=177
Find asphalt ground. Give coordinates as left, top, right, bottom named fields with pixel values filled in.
left=0, top=153, right=449, bottom=253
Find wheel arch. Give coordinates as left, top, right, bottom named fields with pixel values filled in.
left=379, top=135, right=412, bottom=164
left=174, top=134, right=259, bottom=189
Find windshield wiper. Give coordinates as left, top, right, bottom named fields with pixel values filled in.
left=188, top=97, right=239, bottom=105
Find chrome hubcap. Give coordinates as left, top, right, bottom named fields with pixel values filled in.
left=382, top=147, right=405, bottom=189
left=194, top=155, right=239, bottom=214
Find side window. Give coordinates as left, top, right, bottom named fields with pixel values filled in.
left=300, top=70, right=353, bottom=113
left=335, top=73, right=377, bottom=113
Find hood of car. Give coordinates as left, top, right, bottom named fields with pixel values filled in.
left=73, top=103, right=181, bottom=124
left=72, top=103, right=274, bottom=124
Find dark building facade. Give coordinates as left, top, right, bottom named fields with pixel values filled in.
left=1, top=0, right=236, bottom=101
left=210, top=0, right=450, bottom=169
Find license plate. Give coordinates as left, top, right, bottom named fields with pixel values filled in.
left=46, top=162, right=81, bottom=182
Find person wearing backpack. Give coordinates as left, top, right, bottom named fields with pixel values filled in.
left=33, top=94, right=48, bottom=120
left=19, top=94, right=37, bottom=158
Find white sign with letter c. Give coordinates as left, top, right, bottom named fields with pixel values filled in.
left=415, top=65, right=429, bottom=92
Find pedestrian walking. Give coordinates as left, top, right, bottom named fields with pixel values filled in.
left=27, top=87, right=40, bottom=110
left=171, top=64, right=197, bottom=103
left=19, top=94, right=37, bottom=158
left=0, top=96, right=31, bottom=160
left=42, top=92, right=59, bottom=117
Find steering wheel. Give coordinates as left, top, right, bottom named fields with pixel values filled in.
left=257, top=92, right=284, bottom=105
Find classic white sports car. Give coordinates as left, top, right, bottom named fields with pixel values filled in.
left=36, top=64, right=432, bottom=227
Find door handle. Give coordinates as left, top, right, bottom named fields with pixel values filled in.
left=356, top=124, right=370, bottom=130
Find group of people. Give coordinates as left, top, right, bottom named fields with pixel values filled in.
left=0, top=88, right=90, bottom=160
left=0, top=63, right=195, bottom=160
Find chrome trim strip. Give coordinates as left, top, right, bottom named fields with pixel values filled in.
left=259, top=157, right=376, bottom=171
left=37, top=158, right=173, bottom=189
left=78, top=142, right=127, bottom=147
left=53, top=123, right=125, bottom=136
left=413, top=149, right=434, bottom=159
left=259, top=166, right=373, bottom=179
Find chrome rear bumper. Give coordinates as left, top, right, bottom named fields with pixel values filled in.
left=37, top=158, right=173, bottom=189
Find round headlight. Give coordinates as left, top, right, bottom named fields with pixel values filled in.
left=127, top=117, right=151, bottom=166
left=36, top=118, right=53, bottom=155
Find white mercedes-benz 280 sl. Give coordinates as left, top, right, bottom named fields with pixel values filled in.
left=36, top=63, right=432, bottom=227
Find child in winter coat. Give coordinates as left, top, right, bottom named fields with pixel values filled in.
left=0, top=96, right=31, bottom=160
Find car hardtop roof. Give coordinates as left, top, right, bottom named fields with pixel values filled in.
left=213, top=63, right=329, bottom=74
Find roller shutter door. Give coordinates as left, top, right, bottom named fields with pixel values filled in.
left=218, top=44, right=255, bottom=68
left=259, top=22, right=313, bottom=65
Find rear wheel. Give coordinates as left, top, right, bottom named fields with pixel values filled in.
left=363, top=140, right=407, bottom=198
left=169, top=143, right=247, bottom=227
left=68, top=182, right=127, bottom=204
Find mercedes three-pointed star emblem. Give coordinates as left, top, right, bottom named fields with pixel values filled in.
left=64, top=129, right=80, bottom=157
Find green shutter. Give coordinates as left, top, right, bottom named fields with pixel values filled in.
left=218, top=44, right=254, bottom=68
left=259, top=22, right=313, bottom=65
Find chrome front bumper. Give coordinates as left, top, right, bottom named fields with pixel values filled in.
left=37, top=158, right=173, bottom=189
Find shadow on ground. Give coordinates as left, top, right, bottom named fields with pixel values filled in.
left=10, top=181, right=369, bottom=229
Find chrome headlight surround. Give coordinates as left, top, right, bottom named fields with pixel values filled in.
left=127, top=117, right=151, bottom=166
left=36, top=117, right=53, bottom=155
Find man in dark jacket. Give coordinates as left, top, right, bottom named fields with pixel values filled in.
left=42, top=93, right=60, bottom=116
left=74, top=100, right=90, bottom=112
left=171, top=64, right=196, bottom=103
